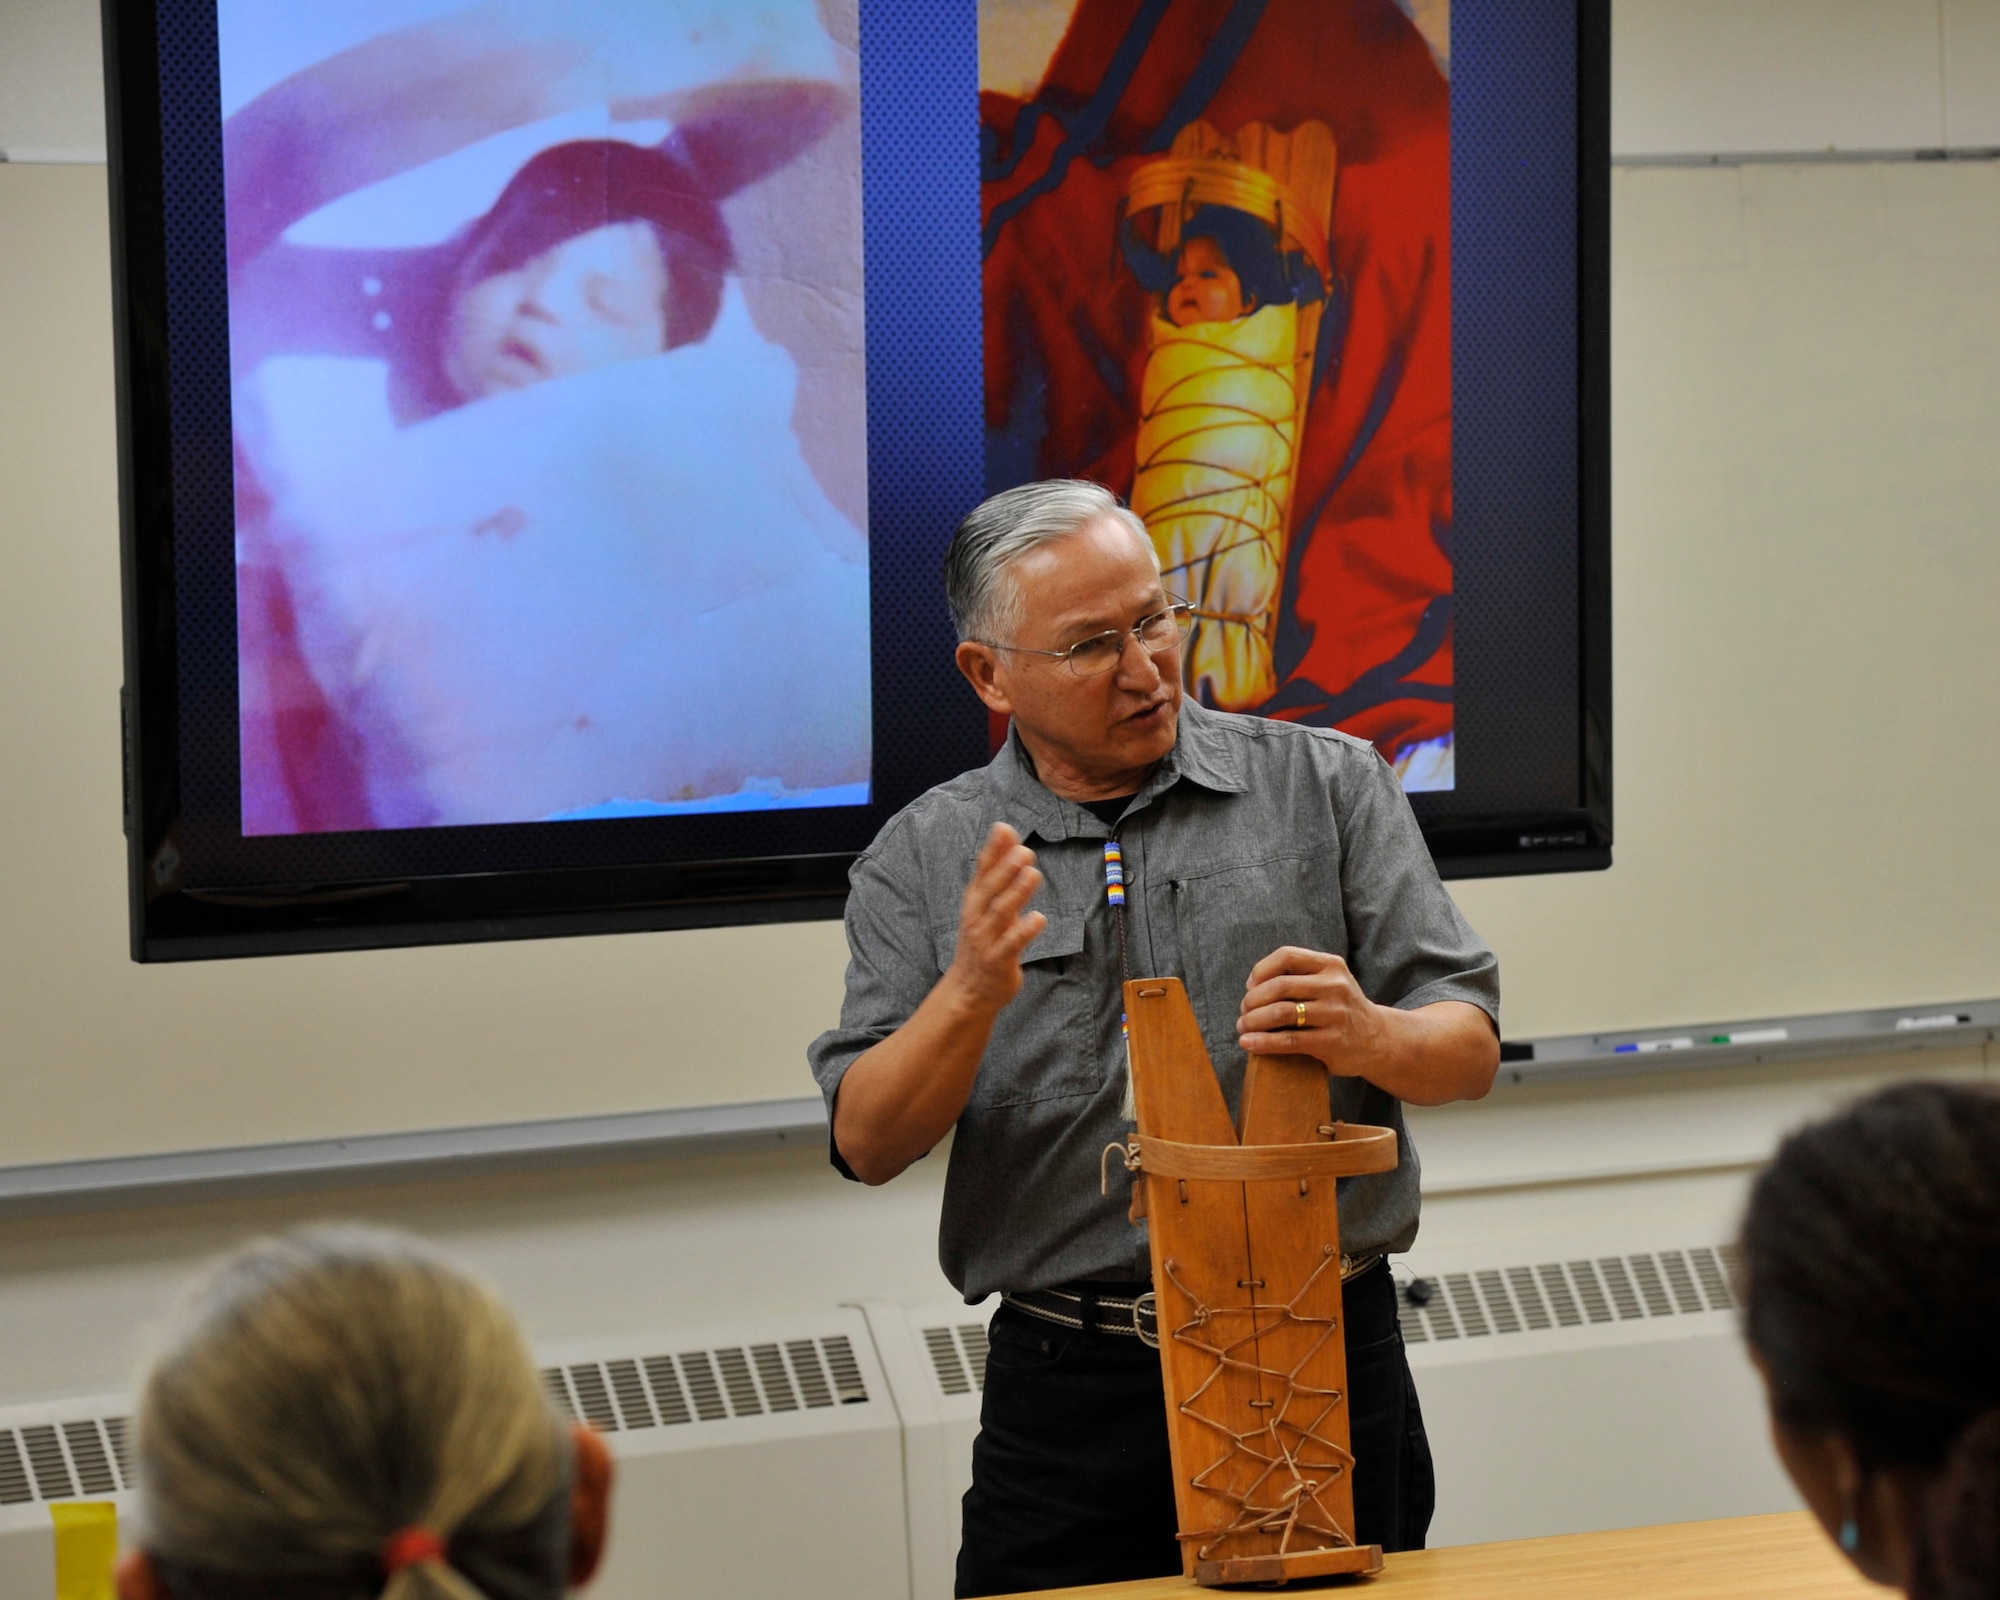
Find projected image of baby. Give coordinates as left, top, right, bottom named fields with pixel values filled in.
left=1121, top=203, right=1315, bottom=712
left=981, top=0, right=1456, bottom=792
left=1166, top=232, right=1258, bottom=327
left=443, top=218, right=674, bottom=402
left=225, top=1, right=872, bottom=833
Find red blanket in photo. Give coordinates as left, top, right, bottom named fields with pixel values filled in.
left=982, top=0, right=1453, bottom=759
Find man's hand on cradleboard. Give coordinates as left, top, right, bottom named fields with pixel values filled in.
left=1238, top=945, right=1500, bottom=1106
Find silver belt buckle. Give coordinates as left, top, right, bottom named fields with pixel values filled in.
left=1133, top=1289, right=1159, bottom=1348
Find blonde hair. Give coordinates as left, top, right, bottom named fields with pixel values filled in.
left=132, top=1225, right=571, bottom=1600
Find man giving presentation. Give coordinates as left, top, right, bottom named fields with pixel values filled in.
left=809, top=479, right=1499, bottom=1597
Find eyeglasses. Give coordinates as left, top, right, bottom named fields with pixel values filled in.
left=985, top=602, right=1195, bottom=677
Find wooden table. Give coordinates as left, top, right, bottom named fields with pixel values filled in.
left=1000, top=1513, right=1887, bottom=1599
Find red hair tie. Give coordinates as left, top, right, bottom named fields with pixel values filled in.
left=381, top=1526, right=449, bottom=1575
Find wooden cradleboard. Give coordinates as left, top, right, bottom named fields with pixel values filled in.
left=1118, top=977, right=1399, bottom=1586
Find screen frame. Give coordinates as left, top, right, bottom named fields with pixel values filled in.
left=1412, top=0, right=1613, bottom=881
left=104, top=0, right=1612, bottom=963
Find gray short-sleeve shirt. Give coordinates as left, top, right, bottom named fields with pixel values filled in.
left=807, top=701, right=1499, bottom=1303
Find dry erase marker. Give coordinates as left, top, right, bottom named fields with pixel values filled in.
left=1613, top=1037, right=1694, bottom=1054
left=1894, top=1012, right=1970, bottom=1031
left=1709, top=1027, right=1788, bottom=1046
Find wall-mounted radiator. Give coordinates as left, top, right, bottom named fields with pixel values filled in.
left=0, top=1396, right=134, bottom=1597
left=861, top=1299, right=996, bottom=1600
left=533, top=1308, right=907, bottom=1600
left=1401, top=1237, right=1801, bottom=1545
left=0, top=1240, right=1798, bottom=1598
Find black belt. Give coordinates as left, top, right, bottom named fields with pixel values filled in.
left=1003, top=1284, right=1161, bottom=1347
left=1004, top=1255, right=1381, bottom=1350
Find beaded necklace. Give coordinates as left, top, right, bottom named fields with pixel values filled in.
left=1104, top=837, right=1135, bottom=1116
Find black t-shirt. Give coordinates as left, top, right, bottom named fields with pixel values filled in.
left=1080, top=795, right=1137, bottom=828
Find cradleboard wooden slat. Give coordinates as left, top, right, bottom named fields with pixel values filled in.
left=1122, top=977, right=1398, bottom=1587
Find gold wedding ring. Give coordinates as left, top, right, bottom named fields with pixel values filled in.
left=1294, top=1000, right=1309, bottom=1030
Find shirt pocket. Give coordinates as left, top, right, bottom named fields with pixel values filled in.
left=1170, top=853, right=1348, bottom=1090
left=936, top=910, right=1105, bottom=1111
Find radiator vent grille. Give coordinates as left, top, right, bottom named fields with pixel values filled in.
left=0, top=1416, right=135, bottom=1505
left=644, top=1355, right=692, bottom=1425
left=542, top=1334, right=869, bottom=1431
left=1399, top=1245, right=1743, bottom=1344
left=920, top=1323, right=992, bottom=1396
left=102, top=1417, right=133, bottom=1487
left=752, top=1344, right=800, bottom=1412
left=823, top=1335, right=868, bottom=1405
left=786, top=1340, right=832, bottom=1410
left=0, top=1434, right=29, bottom=1505
left=64, top=1422, right=117, bottom=1495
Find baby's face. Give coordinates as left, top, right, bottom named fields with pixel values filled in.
left=1167, top=236, right=1247, bottom=326
left=444, top=221, right=669, bottom=401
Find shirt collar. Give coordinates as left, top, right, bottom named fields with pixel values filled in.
left=1163, top=699, right=1251, bottom=797
left=985, top=699, right=1250, bottom=843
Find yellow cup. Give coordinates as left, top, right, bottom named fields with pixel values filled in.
left=51, top=1502, right=117, bottom=1600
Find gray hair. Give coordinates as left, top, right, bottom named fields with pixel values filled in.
left=943, top=479, right=1154, bottom=642
left=131, top=1225, right=571, bottom=1600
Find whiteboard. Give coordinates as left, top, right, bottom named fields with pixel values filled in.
left=2, top=158, right=1997, bottom=1171
left=1454, top=159, right=2000, bottom=1038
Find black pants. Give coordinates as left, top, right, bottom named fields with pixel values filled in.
left=955, top=1264, right=1434, bottom=1598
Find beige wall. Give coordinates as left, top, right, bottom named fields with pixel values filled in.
left=0, top=0, right=103, bottom=160
left=1, top=0, right=1997, bottom=1460
left=1457, top=154, right=2000, bottom=1038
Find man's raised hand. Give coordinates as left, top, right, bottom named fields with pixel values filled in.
left=828, top=823, right=1044, bottom=1184
left=946, top=823, right=1047, bottom=1012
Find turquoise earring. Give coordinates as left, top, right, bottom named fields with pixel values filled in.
left=1839, top=1517, right=1860, bottom=1554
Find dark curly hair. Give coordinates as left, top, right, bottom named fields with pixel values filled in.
left=1121, top=203, right=1317, bottom=314
left=1741, top=1080, right=2000, bottom=1599
left=453, top=138, right=734, bottom=352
